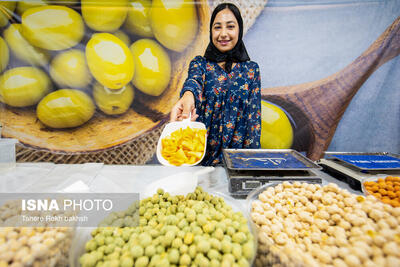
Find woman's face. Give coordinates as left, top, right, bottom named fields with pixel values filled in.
left=211, top=8, right=239, bottom=53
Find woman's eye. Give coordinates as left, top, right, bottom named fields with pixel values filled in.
left=228, top=25, right=235, bottom=29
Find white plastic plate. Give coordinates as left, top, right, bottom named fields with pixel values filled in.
left=141, top=167, right=214, bottom=199
left=156, top=118, right=207, bottom=166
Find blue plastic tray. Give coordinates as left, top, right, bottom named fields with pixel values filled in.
left=222, top=149, right=321, bottom=170
left=325, top=152, right=400, bottom=171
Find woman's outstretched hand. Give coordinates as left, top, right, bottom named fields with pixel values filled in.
left=170, top=91, right=199, bottom=122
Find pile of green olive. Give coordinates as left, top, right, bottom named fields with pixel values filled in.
left=79, top=187, right=255, bottom=267
left=0, top=0, right=198, bottom=129
left=97, top=201, right=140, bottom=228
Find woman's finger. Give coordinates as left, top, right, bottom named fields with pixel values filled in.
left=190, top=108, right=198, bottom=121
left=191, top=114, right=199, bottom=121
left=181, top=102, right=192, bottom=119
left=180, top=91, right=195, bottom=119
left=170, top=102, right=183, bottom=121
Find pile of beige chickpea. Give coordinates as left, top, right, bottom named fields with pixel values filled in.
left=0, top=227, right=73, bottom=266
left=250, top=182, right=400, bottom=267
left=0, top=200, right=74, bottom=266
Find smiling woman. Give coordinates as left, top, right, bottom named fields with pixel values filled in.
left=170, top=3, right=261, bottom=166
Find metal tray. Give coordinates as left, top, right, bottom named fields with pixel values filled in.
left=324, top=152, right=400, bottom=171
left=222, top=149, right=321, bottom=171
left=228, top=176, right=322, bottom=196
left=318, top=159, right=364, bottom=192
left=226, top=169, right=318, bottom=179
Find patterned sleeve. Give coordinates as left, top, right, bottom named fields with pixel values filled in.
left=244, top=63, right=261, bottom=148
left=180, top=56, right=205, bottom=109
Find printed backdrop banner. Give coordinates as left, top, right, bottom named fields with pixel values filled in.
left=245, top=0, right=400, bottom=159
left=0, top=0, right=398, bottom=164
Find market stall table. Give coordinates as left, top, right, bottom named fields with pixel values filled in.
left=3, top=163, right=398, bottom=267
left=0, top=163, right=362, bottom=196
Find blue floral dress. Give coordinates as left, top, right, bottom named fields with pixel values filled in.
left=180, top=56, right=261, bottom=166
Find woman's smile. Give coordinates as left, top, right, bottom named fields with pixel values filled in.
left=218, top=39, right=231, bottom=46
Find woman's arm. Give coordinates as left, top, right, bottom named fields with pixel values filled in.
left=180, top=57, right=205, bottom=108
left=170, top=57, right=205, bottom=121
left=243, top=64, right=261, bottom=148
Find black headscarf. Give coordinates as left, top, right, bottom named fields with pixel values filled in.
left=204, top=3, right=250, bottom=73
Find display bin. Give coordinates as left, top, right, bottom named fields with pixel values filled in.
left=0, top=198, right=75, bottom=266
left=362, top=175, right=400, bottom=208
left=246, top=181, right=400, bottom=267
left=70, top=189, right=258, bottom=267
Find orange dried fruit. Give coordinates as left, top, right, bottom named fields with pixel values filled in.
left=364, top=181, right=375, bottom=186
left=373, top=193, right=382, bottom=199
left=379, top=189, right=387, bottom=196
left=390, top=200, right=399, bottom=207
